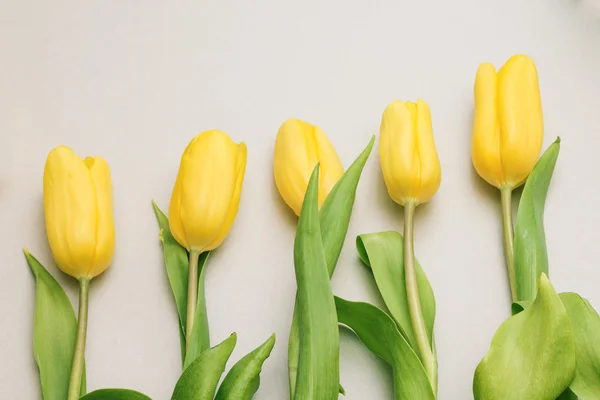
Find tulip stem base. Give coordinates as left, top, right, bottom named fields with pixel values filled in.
left=186, top=250, right=201, bottom=346
left=500, top=186, right=517, bottom=302
left=67, top=278, right=90, bottom=400
left=404, top=202, right=437, bottom=395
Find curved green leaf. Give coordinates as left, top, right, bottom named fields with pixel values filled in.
left=289, top=137, right=374, bottom=398
left=215, top=334, right=276, bottom=400
left=293, top=165, right=339, bottom=400
left=24, top=250, right=86, bottom=400
left=335, top=297, right=435, bottom=400
left=473, top=274, right=575, bottom=400
left=153, top=201, right=210, bottom=365
left=514, top=138, right=560, bottom=301
left=80, top=389, right=152, bottom=400
left=356, top=231, right=435, bottom=350
left=560, top=293, right=600, bottom=399
left=320, top=135, right=375, bottom=275
left=172, top=333, right=237, bottom=400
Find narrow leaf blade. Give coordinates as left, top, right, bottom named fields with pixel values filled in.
left=153, top=201, right=189, bottom=361
left=172, top=334, right=237, bottom=400
left=320, top=135, right=375, bottom=275
left=80, top=389, right=152, bottom=400
left=215, top=334, right=276, bottom=400
left=289, top=136, right=374, bottom=398
left=293, top=165, right=339, bottom=400
left=335, top=297, right=435, bottom=400
left=473, top=274, right=575, bottom=400
left=25, top=250, right=86, bottom=400
left=356, top=231, right=435, bottom=350
left=514, top=138, right=560, bottom=301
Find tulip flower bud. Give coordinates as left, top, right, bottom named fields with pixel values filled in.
left=472, top=54, right=544, bottom=189
left=273, top=118, right=344, bottom=216
left=169, top=130, right=247, bottom=252
left=43, top=146, right=115, bottom=279
left=379, top=99, right=442, bottom=206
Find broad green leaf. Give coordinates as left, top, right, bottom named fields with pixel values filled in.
left=293, top=165, right=339, bottom=400
left=560, top=293, right=600, bottom=399
left=172, top=334, right=237, bottom=400
left=335, top=297, right=435, bottom=400
left=153, top=201, right=210, bottom=364
left=473, top=274, right=575, bottom=400
left=514, top=138, right=560, bottom=301
left=25, top=250, right=86, bottom=400
left=80, top=389, right=152, bottom=400
left=356, top=231, right=435, bottom=351
left=215, top=334, right=276, bottom=400
left=289, top=137, right=374, bottom=398
left=183, top=252, right=211, bottom=370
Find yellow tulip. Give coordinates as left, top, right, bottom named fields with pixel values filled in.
left=472, top=54, right=544, bottom=189
left=169, top=130, right=247, bottom=252
left=379, top=99, right=442, bottom=206
left=273, top=118, right=344, bottom=216
left=43, top=146, right=115, bottom=279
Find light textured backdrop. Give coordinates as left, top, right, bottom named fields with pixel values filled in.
left=1, top=0, right=600, bottom=399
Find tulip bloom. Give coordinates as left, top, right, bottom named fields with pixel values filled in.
left=379, top=99, right=441, bottom=206
left=273, top=118, right=344, bottom=216
left=169, top=130, right=247, bottom=253
left=169, top=129, right=247, bottom=352
left=43, top=146, right=115, bottom=279
left=472, top=54, right=544, bottom=189
left=43, top=145, right=115, bottom=400
left=378, top=99, right=441, bottom=391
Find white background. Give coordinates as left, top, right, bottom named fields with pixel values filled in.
left=1, top=0, right=600, bottom=399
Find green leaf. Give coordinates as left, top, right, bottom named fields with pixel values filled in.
left=560, top=293, right=600, bottom=399
left=288, top=136, right=375, bottom=400
left=24, top=250, right=86, bottom=400
left=293, top=165, right=339, bottom=400
left=153, top=201, right=210, bottom=365
left=320, top=135, right=375, bottom=276
left=289, top=136, right=374, bottom=398
left=473, top=274, right=575, bottom=400
left=172, top=333, right=237, bottom=400
left=335, top=297, right=435, bottom=400
left=514, top=138, right=560, bottom=301
left=356, top=231, right=435, bottom=351
left=80, top=389, right=152, bottom=400
left=215, top=334, right=276, bottom=400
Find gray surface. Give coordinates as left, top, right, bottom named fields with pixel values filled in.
left=1, top=1, right=600, bottom=399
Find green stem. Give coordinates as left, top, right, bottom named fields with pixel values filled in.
left=67, top=278, right=90, bottom=400
left=404, top=201, right=437, bottom=394
left=186, top=250, right=201, bottom=347
left=500, top=186, right=517, bottom=302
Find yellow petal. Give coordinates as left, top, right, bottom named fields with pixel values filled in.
left=415, top=99, right=441, bottom=204
left=204, top=142, right=247, bottom=250
left=472, top=62, right=504, bottom=188
left=168, top=168, right=189, bottom=251
left=312, top=125, right=344, bottom=207
left=498, top=54, right=544, bottom=187
left=274, top=119, right=319, bottom=216
left=43, top=146, right=97, bottom=279
left=86, top=156, right=115, bottom=278
left=379, top=100, right=418, bottom=205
